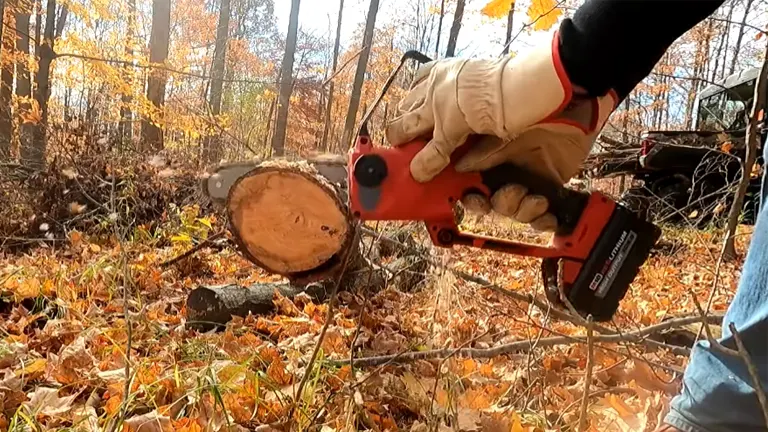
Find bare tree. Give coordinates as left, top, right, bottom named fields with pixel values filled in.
left=119, top=0, right=136, bottom=151
left=203, top=0, right=231, bottom=162
left=723, top=38, right=768, bottom=259
left=502, top=1, right=516, bottom=56
left=434, top=0, right=445, bottom=58
left=340, top=0, right=380, bottom=150
left=729, top=0, right=753, bottom=76
left=15, top=0, right=33, bottom=159
left=321, top=0, right=343, bottom=151
left=445, top=0, right=465, bottom=57
left=0, top=0, right=13, bottom=159
left=23, top=0, right=66, bottom=168
left=271, top=0, right=300, bottom=156
left=141, top=0, right=171, bottom=152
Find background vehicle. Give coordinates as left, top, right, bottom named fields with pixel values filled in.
left=592, top=68, right=766, bottom=226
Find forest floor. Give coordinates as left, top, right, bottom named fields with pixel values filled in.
left=0, top=203, right=751, bottom=432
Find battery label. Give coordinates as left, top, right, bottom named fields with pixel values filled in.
left=589, top=230, right=638, bottom=299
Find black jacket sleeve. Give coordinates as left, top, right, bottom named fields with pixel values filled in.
left=558, top=0, right=725, bottom=100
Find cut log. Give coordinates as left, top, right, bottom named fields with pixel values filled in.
left=227, top=160, right=355, bottom=282
left=186, top=282, right=331, bottom=329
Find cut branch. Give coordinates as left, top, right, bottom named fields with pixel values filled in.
left=335, top=314, right=722, bottom=367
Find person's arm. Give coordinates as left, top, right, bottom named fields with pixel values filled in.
left=559, top=0, right=725, bottom=99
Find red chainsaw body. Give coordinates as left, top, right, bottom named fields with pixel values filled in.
left=348, top=133, right=618, bottom=289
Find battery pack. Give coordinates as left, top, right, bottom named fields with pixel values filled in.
left=565, top=205, right=662, bottom=321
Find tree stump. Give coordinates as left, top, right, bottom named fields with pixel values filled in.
left=227, top=160, right=355, bottom=282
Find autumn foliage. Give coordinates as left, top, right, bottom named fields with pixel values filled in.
left=0, top=0, right=766, bottom=430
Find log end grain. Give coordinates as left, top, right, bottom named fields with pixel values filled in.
left=227, top=161, right=354, bottom=280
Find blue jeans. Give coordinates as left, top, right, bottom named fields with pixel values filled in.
left=665, top=143, right=768, bottom=432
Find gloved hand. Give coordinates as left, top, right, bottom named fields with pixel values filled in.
left=385, top=33, right=617, bottom=231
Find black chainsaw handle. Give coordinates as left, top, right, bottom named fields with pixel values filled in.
left=478, top=163, right=590, bottom=236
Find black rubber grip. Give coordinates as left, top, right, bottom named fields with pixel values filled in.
left=479, top=163, right=590, bottom=235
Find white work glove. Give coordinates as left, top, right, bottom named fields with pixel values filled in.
left=385, top=33, right=617, bottom=231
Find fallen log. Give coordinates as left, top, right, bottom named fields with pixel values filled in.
left=226, top=160, right=355, bottom=283
left=186, top=282, right=332, bottom=329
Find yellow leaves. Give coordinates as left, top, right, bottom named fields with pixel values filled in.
left=528, top=0, right=562, bottom=31
left=15, top=358, right=47, bottom=380
left=481, top=0, right=514, bottom=19
left=19, top=100, right=42, bottom=124
left=482, top=0, right=560, bottom=30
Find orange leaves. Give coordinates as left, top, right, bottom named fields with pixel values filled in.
left=266, top=357, right=292, bottom=386
left=527, top=0, right=562, bottom=31
left=481, top=0, right=561, bottom=32
left=481, top=0, right=514, bottom=19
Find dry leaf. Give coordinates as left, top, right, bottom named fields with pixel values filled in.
left=16, top=358, right=47, bottom=380
left=53, top=335, right=98, bottom=384
left=24, top=387, right=77, bottom=417
left=124, top=410, right=174, bottom=432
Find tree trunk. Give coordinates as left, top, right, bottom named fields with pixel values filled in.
left=434, top=0, right=446, bottom=59
left=723, top=38, right=768, bottom=260
left=203, top=0, right=230, bottom=163
left=502, top=1, right=515, bottom=56
left=141, top=0, right=171, bottom=152
left=339, top=0, right=380, bottom=150
left=321, top=0, right=343, bottom=152
left=15, top=6, right=32, bottom=161
left=729, top=0, right=753, bottom=76
left=445, top=0, right=465, bottom=57
left=119, top=0, right=136, bottom=152
left=270, top=0, right=300, bottom=156
left=226, top=161, right=355, bottom=283
left=23, top=0, right=60, bottom=169
left=0, top=3, right=13, bottom=160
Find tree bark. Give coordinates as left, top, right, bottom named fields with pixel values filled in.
left=723, top=38, right=768, bottom=260
left=226, top=160, right=355, bottom=283
left=141, top=0, right=171, bottom=152
left=270, top=0, right=300, bottom=156
left=502, top=1, right=515, bottom=56
left=15, top=5, right=32, bottom=161
left=0, top=3, right=13, bottom=160
left=186, top=283, right=335, bottom=329
left=321, top=0, right=343, bottom=152
left=119, top=0, right=136, bottom=152
left=339, top=0, right=380, bottom=150
left=445, top=0, right=465, bottom=57
left=23, top=0, right=60, bottom=169
left=203, top=0, right=230, bottom=163
left=434, top=0, right=446, bottom=59
left=729, top=0, right=753, bottom=76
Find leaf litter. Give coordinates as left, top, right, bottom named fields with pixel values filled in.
left=0, top=208, right=751, bottom=431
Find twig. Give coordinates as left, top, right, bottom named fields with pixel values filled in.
left=578, top=315, right=594, bottom=432
left=687, top=287, right=737, bottom=356
left=334, top=314, right=719, bottom=367
left=159, top=230, right=227, bottom=267
left=288, top=225, right=361, bottom=422
left=557, top=388, right=637, bottom=427
left=360, top=226, right=711, bottom=356
left=729, top=322, right=768, bottom=426
left=322, top=47, right=366, bottom=86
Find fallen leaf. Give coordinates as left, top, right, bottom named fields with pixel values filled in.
left=15, top=358, right=47, bottom=380
left=24, top=387, right=77, bottom=417
left=124, top=410, right=174, bottom=432
left=52, top=335, right=98, bottom=384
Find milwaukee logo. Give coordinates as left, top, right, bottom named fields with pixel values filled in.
left=589, top=230, right=637, bottom=299
left=608, top=231, right=628, bottom=262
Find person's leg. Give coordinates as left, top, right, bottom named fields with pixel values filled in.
left=663, top=141, right=768, bottom=432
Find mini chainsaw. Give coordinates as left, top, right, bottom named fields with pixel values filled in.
left=210, top=51, right=662, bottom=322
left=345, top=51, right=661, bottom=322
